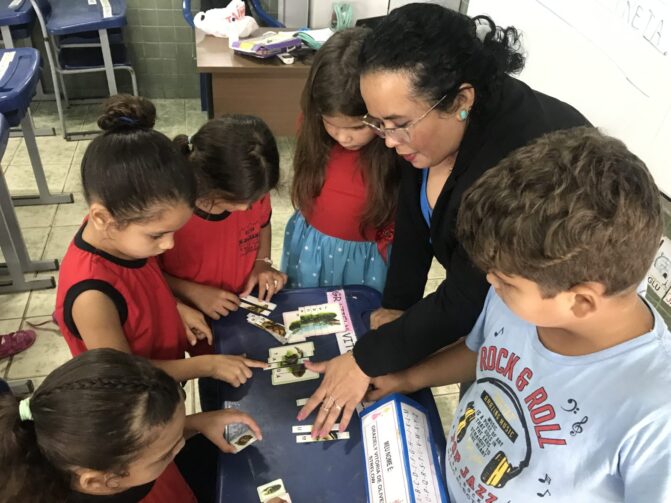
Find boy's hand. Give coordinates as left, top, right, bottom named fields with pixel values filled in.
left=186, top=409, right=262, bottom=453
left=176, top=302, right=213, bottom=346
left=366, top=372, right=411, bottom=402
left=369, top=308, right=404, bottom=329
left=208, top=354, right=267, bottom=387
left=242, top=261, right=288, bottom=302
left=190, top=284, right=240, bottom=320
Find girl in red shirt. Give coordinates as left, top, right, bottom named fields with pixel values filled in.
left=0, top=348, right=261, bottom=503
left=282, top=28, right=400, bottom=293
left=54, top=95, right=264, bottom=388
left=159, top=114, right=287, bottom=318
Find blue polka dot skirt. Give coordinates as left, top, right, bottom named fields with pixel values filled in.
left=281, top=211, right=389, bottom=293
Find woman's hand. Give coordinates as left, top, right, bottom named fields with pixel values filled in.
left=241, top=261, right=288, bottom=302
left=297, top=353, right=371, bottom=437
left=185, top=409, right=262, bottom=453
left=190, top=284, right=240, bottom=320
left=176, top=302, right=213, bottom=346
left=369, top=308, right=404, bottom=329
left=206, top=354, right=267, bottom=387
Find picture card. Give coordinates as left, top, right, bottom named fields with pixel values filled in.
left=228, top=425, right=258, bottom=453
left=282, top=310, right=306, bottom=342
left=295, top=398, right=309, bottom=407
left=292, top=424, right=340, bottom=434
left=263, top=358, right=309, bottom=371
left=297, top=302, right=346, bottom=337
left=247, top=313, right=287, bottom=344
left=271, top=364, right=319, bottom=385
left=295, top=432, right=350, bottom=443
left=266, top=493, right=292, bottom=503
left=267, top=342, right=314, bottom=363
left=240, top=295, right=277, bottom=316
left=257, top=479, right=286, bottom=502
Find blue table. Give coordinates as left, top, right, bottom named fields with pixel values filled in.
left=213, top=286, right=447, bottom=503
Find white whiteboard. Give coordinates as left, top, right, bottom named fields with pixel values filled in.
left=468, top=0, right=671, bottom=196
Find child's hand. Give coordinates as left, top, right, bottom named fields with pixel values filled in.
left=176, top=302, right=213, bottom=346
left=185, top=409, right=262, bottom=454
left=366, top=372, right=410, bottom=402
left=242, top=261, right=288, bottom=302
left=208, top=354, right=267, bottom=387
left=191, top=284, right=240, bottom=320
left=370, top=308, right=404, bottom=329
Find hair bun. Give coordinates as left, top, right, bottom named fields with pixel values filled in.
left=97, top=94, right=156, bottom=131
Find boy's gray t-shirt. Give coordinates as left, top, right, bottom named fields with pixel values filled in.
left=446, top=288, right=671, bottom=503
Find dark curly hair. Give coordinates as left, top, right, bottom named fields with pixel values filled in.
left=359, top=3, right=525, bottom=116
left=0, top=349, right=184, bottom=501
left=457, top=127, right=662, bottom=297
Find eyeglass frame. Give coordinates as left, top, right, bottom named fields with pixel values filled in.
left=361, top=94, right=449, bottom=143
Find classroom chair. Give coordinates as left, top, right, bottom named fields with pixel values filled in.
left=0, top=111, right=58, bottom=293
left=29, top=0, right=137, bottom=139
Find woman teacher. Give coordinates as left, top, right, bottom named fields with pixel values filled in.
left=299, top=3, right=590, bottom=435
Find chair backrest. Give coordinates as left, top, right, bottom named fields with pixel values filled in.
left=248, top=0, right=283, bottom=28
left=182, top=0, right=194, bottom=28
left=0, top=114, right=10, bottom=163
left=28, top=0, right=51, bottom=39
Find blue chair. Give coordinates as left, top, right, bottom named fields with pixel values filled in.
left=0, top=0, right=35, bottom=48
left=0, top=112, right=58, bottom=293
left=29, top=0, right=137, bottom=139
left=0, top=47, right=71, bottom=206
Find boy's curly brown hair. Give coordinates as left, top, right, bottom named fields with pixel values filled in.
left=457, top=127, right=662, bottom=297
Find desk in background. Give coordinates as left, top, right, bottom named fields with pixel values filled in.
left=195, top=29, right=310, bottom=136
left=212, top=286, right=447, bottom=502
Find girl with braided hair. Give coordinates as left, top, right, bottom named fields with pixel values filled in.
left=0, top=348, right=262, bottom=502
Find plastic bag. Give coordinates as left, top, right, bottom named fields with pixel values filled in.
left=194, top=0, right=259, bottom=41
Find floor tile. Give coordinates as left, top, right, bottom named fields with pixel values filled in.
left=428, top=257, right=446, bottom=280
left=42, top=225, right=78, bottom=262
left=424, top=278, right=443, bottom=296
left=6, top=316, right=70, bottom=379
left=64, top=163, right=84, bottom=192
left=0, top=290, right=29, bottom=321
left=4, top=163, right=71, bottom=194
left=0, top=318, right=22, bottom=376
left=14, top=203, right=58, bottom=229
left=12, top=136, right=78, bottom=165
left=25, top=272, right=58, bottom=318
left=0, top=226, right=51, bottom=263
left=432, top=384, right=460, bottom=396
left=71, top=139, right=92, bottom=168
left=434, top=392, right=460, bottom=436
left=2, top=138, right=22, bottom=167
left=52, top=193, right=88, bottom=227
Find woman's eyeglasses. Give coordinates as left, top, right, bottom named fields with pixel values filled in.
left=362, top=94, right=448, bottom=143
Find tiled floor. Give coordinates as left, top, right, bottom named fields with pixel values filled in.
left=0, top=99, right=458, bottom=432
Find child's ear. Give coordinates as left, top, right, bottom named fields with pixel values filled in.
left=74, top=468, right=122, bottom=493
left=568, top=283, right=605, bottom=318
left=89, top=203, right=114, bottom=232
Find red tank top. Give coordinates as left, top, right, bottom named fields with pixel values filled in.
left=141, top=462, right=196, bottom=503
left=158, top=195, right=272, bottom=294
left=54, top=222, right=187, bottom=359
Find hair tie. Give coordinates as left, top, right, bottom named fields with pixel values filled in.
left=19, top=397, right=33, bottom=421
left=118, top=116, right=138, bottom=126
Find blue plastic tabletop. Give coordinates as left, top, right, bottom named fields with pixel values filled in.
left=213, top=286, right=447, bottom=503
left=0, top=48, right=41, bottom=126
left=46, top=0, right=126, bottom=35
left=0, top=1, right=33, bottom=26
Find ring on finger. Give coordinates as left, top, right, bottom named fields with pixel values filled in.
left=334, top=402, right=343, bottom=412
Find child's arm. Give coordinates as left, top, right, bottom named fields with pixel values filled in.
left=241, top=224, right=288, bottom=301
left=366, top=339, right=477, bottom=401
left=164, top=273, right=240, bottom=320
left=184, top=409, right=263, bottom=453
left=71, top=290, right=266, bottom=384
